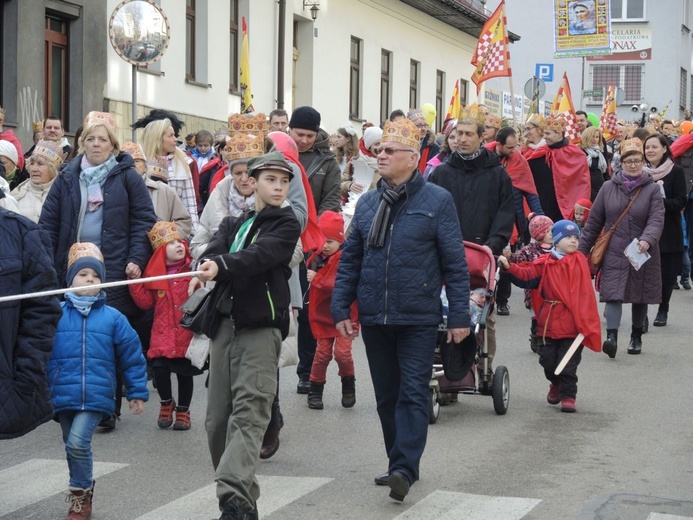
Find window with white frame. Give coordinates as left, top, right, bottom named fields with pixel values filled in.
left=690, top=74, right=693, bottom=110
left=680, top=69, right=688, bottom=110
left=409, top=60, right=420, bottom=110
left=590, top=64, right=644, bottom=104
left=611, top=0, right=646, bottom=20
left=349, top=36, right=362, bottom=119
left=380, top=49, right=391, bottom=125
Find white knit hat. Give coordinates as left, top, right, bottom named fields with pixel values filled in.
left=363, top=127, right=383, bottom=150
left=0, top=140, right=19, bottom=166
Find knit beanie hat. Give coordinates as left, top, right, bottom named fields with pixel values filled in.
left=289, top=106, right=321, bottom=132
left=318, top=211, right=345, bottom=244
left=67, top=243, right=106, bottom=287
left=0, top=140, right=19, bottom=167
left=552, top=220, right=580, bottom=246
left=363, top=127, right=383, bottom=150
left=528, top=213, right=554, bottom=242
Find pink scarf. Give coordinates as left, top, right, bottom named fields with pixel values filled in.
left=644, top=158, right=674, bottom=182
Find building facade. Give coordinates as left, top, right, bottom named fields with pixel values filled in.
left=2, top=0, right=509, bottom=149
left=483, top=0, right=693, bottom=122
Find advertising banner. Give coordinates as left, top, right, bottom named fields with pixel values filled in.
left=553, top=0, right=611, bottom=58
left=484, top=88, right=502, bottom=116
left=586, top=25, right=652, bottom=61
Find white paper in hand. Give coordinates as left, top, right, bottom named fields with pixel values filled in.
left=624, top=238, right=650, bottom=271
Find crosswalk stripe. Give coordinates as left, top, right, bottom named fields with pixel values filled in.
left=0, top=458, right=127, bottom=516
left=135, top=475, right=333, bottom=520
left=646, top=514, right=693, bottom=520
left=392, top=490, right=541, bottom=520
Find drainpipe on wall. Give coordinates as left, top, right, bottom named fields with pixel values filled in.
left=277, top=0, right=286, bottom=109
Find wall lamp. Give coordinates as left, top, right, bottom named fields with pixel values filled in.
left=303, top=1, right=320, bottom=21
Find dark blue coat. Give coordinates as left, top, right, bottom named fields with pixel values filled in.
left=48, top=293, right=149, bottom=416
left=0, top=209, right=62, bottom=439
left=39, top=152, right=157, bottom=317
left=331, top=171, right=471, bottom=329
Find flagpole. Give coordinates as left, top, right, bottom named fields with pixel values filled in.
left=501, top=0, right=517, bottom=124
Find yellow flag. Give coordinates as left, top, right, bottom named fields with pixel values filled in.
left=240, top=17, right=254, bottom=114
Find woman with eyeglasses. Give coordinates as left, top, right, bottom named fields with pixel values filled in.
left=642, top=134, right=688, bottom=327
left=578, top=138, right=664, bottom=357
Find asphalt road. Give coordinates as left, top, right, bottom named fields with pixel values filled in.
left=1, top=287, right=692, bottom=520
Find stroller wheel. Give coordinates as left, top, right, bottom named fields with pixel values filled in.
left=492, top=365, right=509, bottom=415
left=428, top=388, right=440, bottom=424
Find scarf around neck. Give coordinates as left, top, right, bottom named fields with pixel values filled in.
left=228, top=183, right=255, bottom=217
left=644, top=157, right=674, bottom=182
left=230, top=214, right=258, bottom=253
left=80, top=154, right=117, bottom=212
left=191, top=148, right=214, bottom=160
left=367, top=181, right=408, bottom=248
left=551, top=248, right=565, bottom=260
left=585, top=146, right=607, bottom=173
left=623, top=172, right=644, bottom=192
left=65, top=292, right=100, bottom=317
left=455, top=147, right=484, bottom=162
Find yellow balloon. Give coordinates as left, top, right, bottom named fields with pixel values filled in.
left=422, top=103, right=437, bottom=126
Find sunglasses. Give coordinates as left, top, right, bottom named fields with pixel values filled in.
left=376, top=146, right=415, bottom=156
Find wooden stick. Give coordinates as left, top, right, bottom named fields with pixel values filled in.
left=554, top=333, right=585, bottom=375
left=0, top=271, right=204, bottom=304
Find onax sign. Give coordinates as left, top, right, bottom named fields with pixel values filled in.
left=587, top=25, right=652, bottom=61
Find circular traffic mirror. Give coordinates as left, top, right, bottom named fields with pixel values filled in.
left=109, top=0, right=170, bottom=66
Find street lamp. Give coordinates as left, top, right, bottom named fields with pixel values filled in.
left=303, top=1, right=320, bottom=21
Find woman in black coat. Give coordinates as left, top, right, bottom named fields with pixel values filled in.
left=643, top=134, right=688, bottom=327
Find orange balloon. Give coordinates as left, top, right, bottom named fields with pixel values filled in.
left=680, top=121, right=693, bottom=134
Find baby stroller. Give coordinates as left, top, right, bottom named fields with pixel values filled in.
left=428, top=241, right=509, bottom=424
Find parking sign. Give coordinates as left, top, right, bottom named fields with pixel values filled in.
left=535, top=64, right=554, bottom=82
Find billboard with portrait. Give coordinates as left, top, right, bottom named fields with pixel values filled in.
left=554, top=0, right=611, bottom=58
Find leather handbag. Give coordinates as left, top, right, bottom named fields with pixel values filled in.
left=589, top=187, right=642, bottom=271
left=179, top=287, right=212, bottom=334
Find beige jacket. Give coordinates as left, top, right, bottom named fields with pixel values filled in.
left=145, top=177, right=193, bottom=240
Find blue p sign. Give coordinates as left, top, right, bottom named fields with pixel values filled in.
left=535, top=64, right=554, bottom=82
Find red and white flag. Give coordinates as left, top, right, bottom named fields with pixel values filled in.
left=600, top=84, right=619, bottom=141
left=471, top=1, right=512, bottom=95
left=551, top=73, right=581, bottom=143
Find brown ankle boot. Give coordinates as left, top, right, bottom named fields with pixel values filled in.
left=65, top=486, right=93, bottom=519
left=157, top=400, right=176, bottom=428
left=172, top=407, right=191, bottom=430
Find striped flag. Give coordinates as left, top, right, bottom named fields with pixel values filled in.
left=471, top=1, right=512, bottom=95
left=240, top=17, right=254, bottom=114
left=550, top=73, right=581, bottom=143
left=445, top=80, right=461, bottom=120
left=600, top=84, right=619, bottom=141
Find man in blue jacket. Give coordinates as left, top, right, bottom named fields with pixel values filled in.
left=331, top=118, right=471, bottom=503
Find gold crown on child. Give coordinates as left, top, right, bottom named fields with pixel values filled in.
left=67, top=242, right=104, bottom=269
left=147, top=221, right=181, bottom=251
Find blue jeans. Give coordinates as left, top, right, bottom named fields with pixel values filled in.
left=361, top=324, right=438, bottom=484
left=58, top=411, right=103, bottom=489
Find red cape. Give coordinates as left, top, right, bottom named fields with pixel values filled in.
left=528, top=143, right=591, bottom=220
left=486, top=142, right=537, bottom=195
left=569, top=198, right=592, bottom=226
left=528, top=253, right=601, bottom=352
left=671, top=133, right=693, bottom=159
left=308, top=250, right=357, bottom=338
left=209, top=163, right=229, bottom=194
left=143, top=242, right=192, bottom=291
left=269, top=132, right=325, bottom=253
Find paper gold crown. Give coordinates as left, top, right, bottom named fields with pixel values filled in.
left=31, top=140, right=65, bottom=168
left=121, top=141, right=146, bottom=162
left=146, top=158, right=169, bottom=182
left=545, top=115, right=567, bottom=132
left=526, top=113, right=545, bottom=129
left=32, top=121, right=44, bottom=134
left=224, top=133, right=264, bottom=161
left=620, top=138, right=644, bottom=158
left=459, top=103, right=486, bottom=126
left=0, top=106, right=5, bottom=121
left=485, top=115, right=502, bottom=129
left=227, top=113, right=268, bottom=138
left=67, top=242, right=104, bottom=269
left=147, top=221, right=182, bottom=250
left=382, top=119, right=421, bottom=150
left=83, top=111, right=117, bottom=132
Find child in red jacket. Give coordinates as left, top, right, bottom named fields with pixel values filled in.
left=129, top=221, right=203, bottom=430
left=499, top=220, right=601, bottom=413
left=306, top=211, right=358, bottom=410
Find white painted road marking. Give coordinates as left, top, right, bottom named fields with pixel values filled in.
left=393, top=490, right=541, bottom=520
left=646, top=514, right=693, bottom=520
left=134, top=475, right=333, bottom=520
left=0, top=458, right=127, bottom=516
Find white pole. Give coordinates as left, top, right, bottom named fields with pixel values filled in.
left=0, top=271, right=204, bottom=304
left=554, top=333, right=585, bottom=375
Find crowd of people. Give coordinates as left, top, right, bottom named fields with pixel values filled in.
left=1, top=99, right=693, bottom=520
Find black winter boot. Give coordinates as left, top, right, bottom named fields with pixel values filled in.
left=602, top=329, right=618, bottom=359
left=627, top=326, right=643, bottom=355
left=307, top=382, right=324, bottom=410
left=341, top=376, right=356, bottom=408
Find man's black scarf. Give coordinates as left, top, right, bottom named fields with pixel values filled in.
left=366, top=183, right=407, bottom=248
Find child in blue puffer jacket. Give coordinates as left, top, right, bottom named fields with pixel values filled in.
left=48, top=242, right=148, bottom=520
